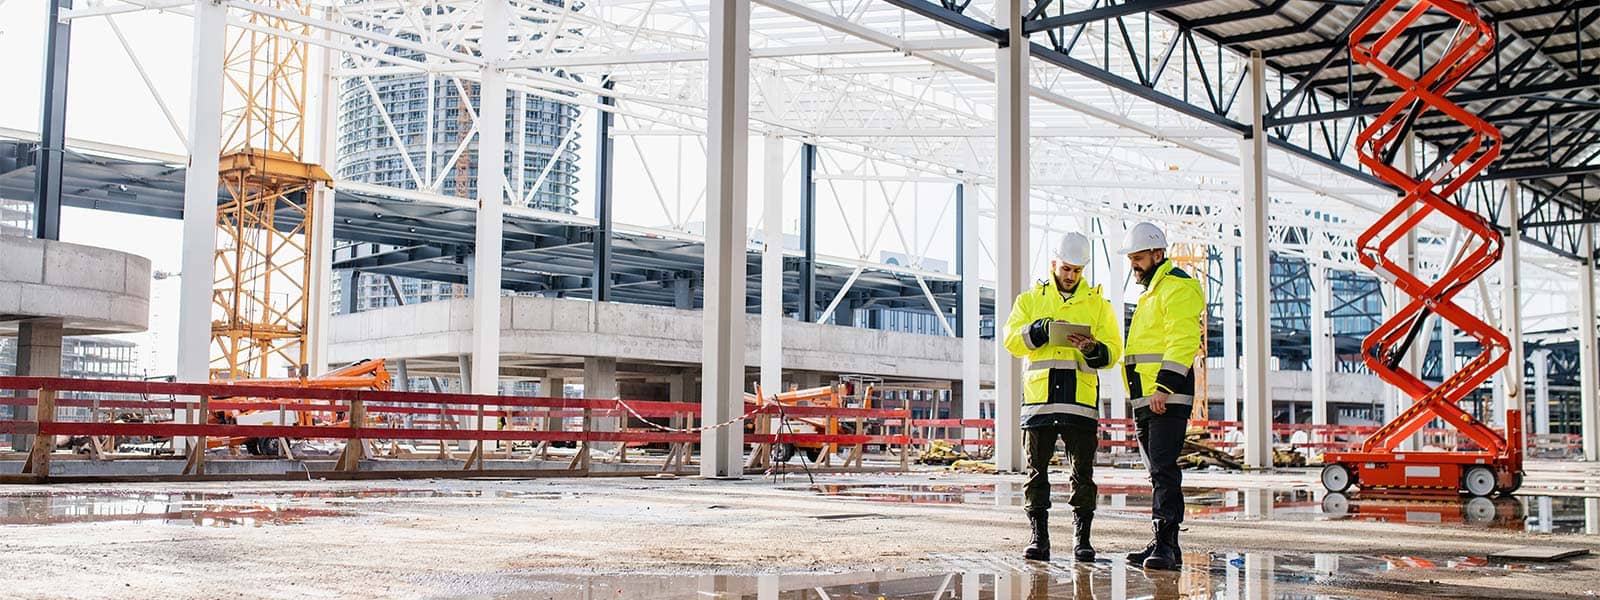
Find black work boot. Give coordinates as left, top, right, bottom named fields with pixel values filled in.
left=1141, top=519, right=1182, bottom=571
left=1023, top=510, right=1050, bottom=561
left=1072, top=512, right=1095, bottom=561
left=1126, top=519, right=1159, bottom=565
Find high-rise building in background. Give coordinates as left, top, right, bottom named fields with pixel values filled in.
left=333, top=35, right=584, bottom=313
left=0, top=337, right=141, bottom=421
left=331, top=271, right=464, bottom=313
left=336, top=73, right=582, bottom=211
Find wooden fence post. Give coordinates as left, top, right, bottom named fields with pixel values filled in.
left=183, top=395, right=208, bottom=476
left=23, top=388, right=55, bottom=477
left=337, top=396, right=365, bottom=472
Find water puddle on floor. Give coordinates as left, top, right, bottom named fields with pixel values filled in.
left=0, top=492, right=349, bottom=527
left=0, top=487, right=572, bottom=527
left=468, top=550, right=1577, bottom=599
left=793, top=483, right=1600, bottom=535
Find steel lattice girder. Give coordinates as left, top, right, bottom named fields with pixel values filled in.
left=883, top=0, right=1600, bottom=262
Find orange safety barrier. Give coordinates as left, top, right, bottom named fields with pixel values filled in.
left=902, top=417, right=1482, bottom=458
left=0, top=376, right=916, bottom=481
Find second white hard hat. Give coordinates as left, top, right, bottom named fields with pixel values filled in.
left=1118, top=221, right=1168, bottom=255
left=1053, top=232, right=1092, bottom=266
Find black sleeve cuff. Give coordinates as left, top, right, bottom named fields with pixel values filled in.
left=1082, top=342, right=1111, bottom=368
left=1026, top=320, right=1049, bottom=348
left=1155, top=368, right=1189, bottom=393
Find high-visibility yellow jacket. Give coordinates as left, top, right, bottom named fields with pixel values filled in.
left=1123, top=259, right=1206, bottom=413
left=1003, top=280, right=1123, bottom=428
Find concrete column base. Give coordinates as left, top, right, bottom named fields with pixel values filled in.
left=585, top=357, right=619, bottom=453
left=11, top=319, right=64, bottom=451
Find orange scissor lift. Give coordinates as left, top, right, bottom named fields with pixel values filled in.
left=1320, top=0, right=1523, bottom=497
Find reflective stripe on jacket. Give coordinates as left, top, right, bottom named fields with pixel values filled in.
left=1123, top=259, right=1206, bottom=411
left=1002, top=280, right=1123, bottom=427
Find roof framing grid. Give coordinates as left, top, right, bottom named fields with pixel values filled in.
left=50, top=0, right=1593, bottom=283
left=890, top=0, right=1600, bottom=263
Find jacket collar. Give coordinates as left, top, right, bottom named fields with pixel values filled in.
left=1141, top=259, right=1177, bottom=291
left=1039, top=279, right=1102, bottom=303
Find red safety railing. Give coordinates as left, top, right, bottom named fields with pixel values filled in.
left=0, top=376, right=915, bottom=481
left=903, top=417, right=1502, bottom=458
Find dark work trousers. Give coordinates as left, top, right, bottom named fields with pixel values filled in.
left=1023, top=422, right=1099, bottom=515
left=1135, top=403, right=1192, bottom=523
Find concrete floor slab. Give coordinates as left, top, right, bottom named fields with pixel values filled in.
left=1, top=465, right=1597, bottom=599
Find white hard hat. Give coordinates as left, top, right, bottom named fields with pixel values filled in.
left=1118, top=221, right=1168, bottom=255
left=1053, top=232, right=1092, bottom=266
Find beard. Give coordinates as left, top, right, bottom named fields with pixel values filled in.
left=1055, top=274, right=1078, bottom=292
left=1132, top=264, right=1153, bottom=283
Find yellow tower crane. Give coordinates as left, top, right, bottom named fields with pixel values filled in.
left=205, top=3, right=390, bottom=451
left=212, top=1, right=330, bottom=382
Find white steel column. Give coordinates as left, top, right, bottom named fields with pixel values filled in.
left=174, top=0, right=226, bottom=449
left=701, top=0, right=749, bottom=478
left=1101, top=220, right=1128, bottom=435
left=471, top=0, right=508, bottom=398
left=1310, top=265, right=1330, bottom=426
left=307, top=10, right=340, bottom=377
left=1532, top=349, right=1550, bottom=437
left=760, top=134, right=784, bottom=401
left=960, top=177, right=981, bottom=448
left=993, top=0, right=1030, bottom=472
left=1223, top=243, right=1239, bottom=422
left=1502, top=182, right=1525, bottom=434
left=1399, top=134, right=1421, bottom=446
left=1240, top=51, right=1272, bottom=469
left=1581, top=223, right=1598, bottom=461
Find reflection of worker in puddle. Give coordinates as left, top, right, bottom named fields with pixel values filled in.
left=1022, top=563, right=1099, bottom=599
left=1118, top=222, right=1205, bottom=572
left=1004, top=232, right=1123, bottom=561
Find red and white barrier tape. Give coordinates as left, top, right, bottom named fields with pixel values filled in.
left=611, top=397, right=768, bottom=434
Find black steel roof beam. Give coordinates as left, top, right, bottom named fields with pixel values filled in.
left=1291, top=16, right=1552, bottom=89
left=1182, top=30, right=1224, bottom=114
left=1023, top=0, right=1208, bottom=34
left=1293, top=35, right=1551, bottom=98
left=1216, top=3, right=1336, bottom=46
left=1029, top=41, right=1249, bottom=131
left=1400, top=94, right=1600, bottom=134
left=331, top=225, right=451, bottom=249
left=1268, top=75, right=1600, bottom=127
left=332, top=244, right=450, bottom=270
left=1261, top=1, right=1591, bottom=59
left=1489, top=160, right=1600, bottom=180
left=1496, top=3, right=1594, bottom=88
left=1498, top=110, right=1576, bottom=159
left=881, top=0, right=1006, bottom=44
left=1263, top=0, right=1389, bottom=121
left=1550, top=115, right=1600, bottom=164
left=1186, top=0, right=1291, bottom=28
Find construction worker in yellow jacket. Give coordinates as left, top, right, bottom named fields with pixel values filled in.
left=1117, top=221, right=1205, bottom=571
left=1003, top=232, right=1123, bottom=562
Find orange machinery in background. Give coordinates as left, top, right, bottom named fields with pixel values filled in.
left=205, top=359, right=391, bottom=454
left=749, top=376, right=880, bottom=464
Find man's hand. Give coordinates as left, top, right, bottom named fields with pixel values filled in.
left=1064, top=333, right=1098, bottom=351
left=1149, top=390, right=1170, bottom=415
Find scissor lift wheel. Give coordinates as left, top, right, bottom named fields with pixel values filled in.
left=1321, top=463, right=1354, bottom=493
left=1462, top=466, right=1497, bottom=497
